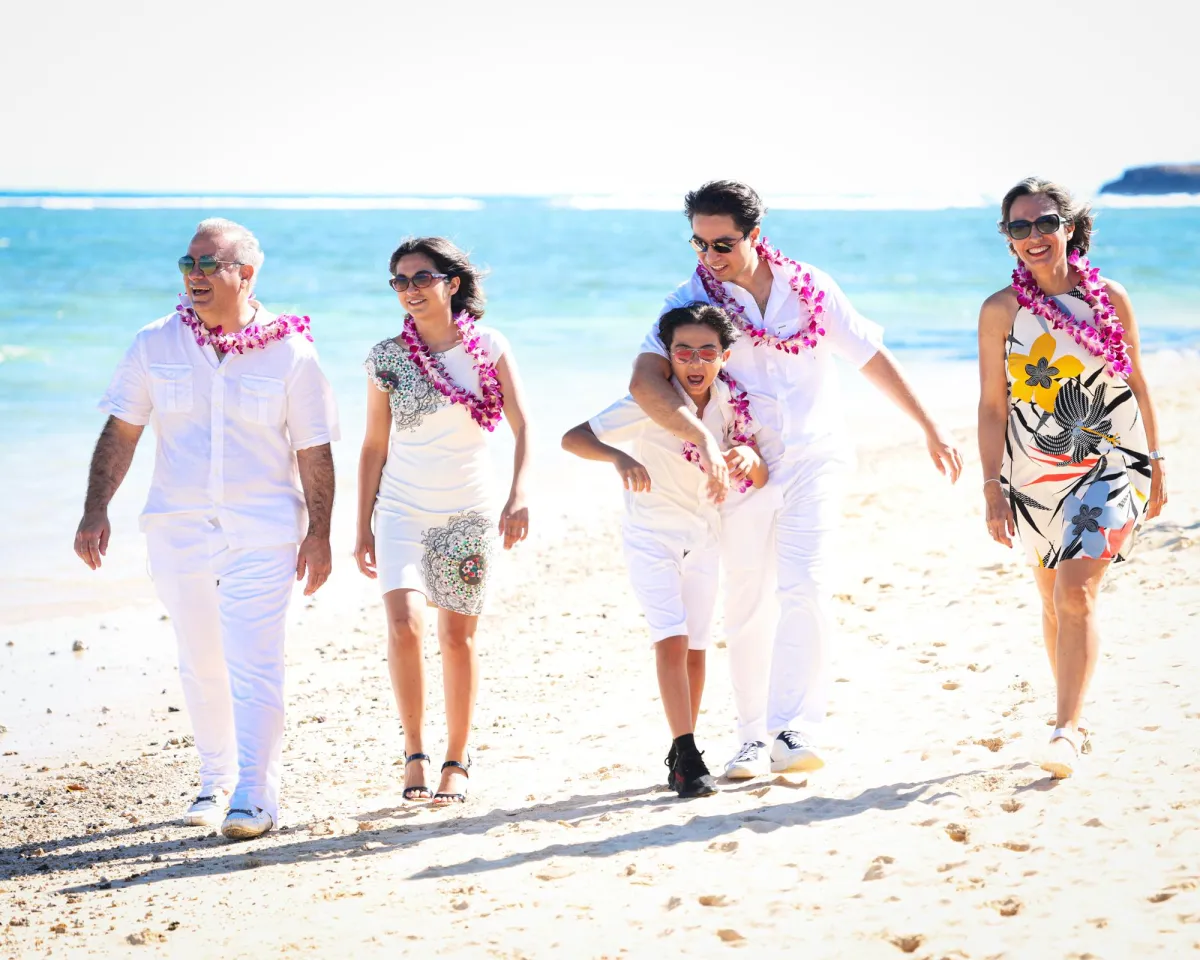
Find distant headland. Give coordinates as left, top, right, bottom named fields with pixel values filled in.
left=1100, top=164, right=1200, bottom=195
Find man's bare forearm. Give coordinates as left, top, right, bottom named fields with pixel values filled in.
left=629, top=353, right=713, bottom=444
left=859, top=348, right=937, bottom=434
left=297, top=443, right=335, bottom=538
left=84, top=416, right=143, bottom=513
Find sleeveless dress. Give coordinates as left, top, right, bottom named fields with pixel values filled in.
left=1003, top=291, right=1151, bottom=569
left=364, top=328, right=508, bottom=614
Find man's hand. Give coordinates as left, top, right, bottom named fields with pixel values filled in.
left=614, top=453, right=652, bottom=493
left=296, top=534, right=332, bottom=595
left=74, top=509, right=112, bottom=570
left=926, top=424, right=963, bottom=484
left=697, top=434, right=729, bottom=504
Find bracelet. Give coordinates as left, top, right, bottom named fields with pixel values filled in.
left=983, top=478, right=1004, bottom=490
left=1148, top=450, right=1165, bottom=462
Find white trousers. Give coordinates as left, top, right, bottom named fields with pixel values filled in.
left=623, top=533, right=720, bottom=649
left=145, top=520, right=297, bottom=822
left=721, top=457, right=844, bottom=745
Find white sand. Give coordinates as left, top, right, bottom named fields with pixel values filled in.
left=2, top=354, right=1198, bottom=958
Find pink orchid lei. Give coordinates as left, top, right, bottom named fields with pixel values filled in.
left=176, top=296, right=312, bottom=353
left=1011, top=249, right=1131, bottom=378
left=696, top=238, right=827, bottom=354
left=399, top=311, right=504, bottom=431
left=681, top=371, right=756, bottom=494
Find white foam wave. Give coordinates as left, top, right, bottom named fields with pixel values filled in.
left=0, top=345, right=44, bottom=364
left=0, top=196, right=485, bottom=211
left=1092, top=193, right=1200, bottom=208
left=548, top=194, right=682, bottom=211
left=551, top=191, right=992, bottom=211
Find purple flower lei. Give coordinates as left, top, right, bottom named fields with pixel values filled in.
left=681, top=371, right=756, bottom=493
left=175, top=296, right=313, bottom=354
left=399, top=311, right=504, bottom=431
left=695, top=238, right=827, bottom=354
left=1011, top=250, right=1131, bottom=379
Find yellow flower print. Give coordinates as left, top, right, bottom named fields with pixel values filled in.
left=1008, top=333, right=1084, bottom=411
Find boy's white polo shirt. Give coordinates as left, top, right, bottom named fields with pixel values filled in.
left=99, top=306, right=340, bottom=549
left=589, top=376, right=758, bottom=555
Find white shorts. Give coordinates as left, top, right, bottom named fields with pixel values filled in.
left=623, top=534, right=719, bottom=649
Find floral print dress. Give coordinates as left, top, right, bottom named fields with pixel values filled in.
left=1003, top=292, right=1150, bottom=569
left=364, top=331, right=508, bottom=614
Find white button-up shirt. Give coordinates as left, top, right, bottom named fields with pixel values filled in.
left=99, top=306, right=341, bottom=549
left=639, top=261, right=883, bottom=470
left=590, top=377, right=760, bottom=555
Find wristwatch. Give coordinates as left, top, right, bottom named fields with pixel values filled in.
left=1148, top=450, right=1166, bottom=461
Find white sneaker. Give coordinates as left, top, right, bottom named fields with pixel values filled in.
left=184, top=790, right=230, bottom=828
left=771, top=730, right=825, bottom=773
left=221, top=806, right=274, bottom=841
left=1041, top=728, right=1082, bottom=780
left=724, top=741, right=770, bottom=780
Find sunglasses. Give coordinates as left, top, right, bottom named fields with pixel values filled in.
left=689, top=234, right=745, bottom=255
left=671, top=346, right=723, bottom=364
left=389, top=270, right=448, bottom=293
left=178, top=255, right=244, bottom=276
left=1005, top=213, right=1070, bottom=240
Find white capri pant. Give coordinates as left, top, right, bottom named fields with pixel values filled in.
left=623, top=533, right=719, bottom=650
left=145, top=518, right=297, bottom=823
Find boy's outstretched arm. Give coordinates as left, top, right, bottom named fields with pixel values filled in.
left=562, top=422, right=652, bottom=493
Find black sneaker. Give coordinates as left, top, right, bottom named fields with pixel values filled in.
left=670, top=749, right=718, bottom=799
left=664, top=743, right=678, bottom=788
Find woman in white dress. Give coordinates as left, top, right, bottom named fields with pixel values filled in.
left=355, top=237, right=532, bottom=803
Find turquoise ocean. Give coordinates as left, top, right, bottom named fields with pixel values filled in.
left=1, top=196, right=1197, bottom=621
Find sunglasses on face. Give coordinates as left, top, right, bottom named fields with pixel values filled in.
left=671, top=346, right=723, bottom=364
left=1005, top=213, right=1070, bottom=240
left=389, top=270, right=448, bottom=293
left=178, top=255, right=244, bottom=276
left=689, top=234, right=745, bottom=255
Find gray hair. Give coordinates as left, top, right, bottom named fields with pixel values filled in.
left=194, top=217, right=265, bottom=286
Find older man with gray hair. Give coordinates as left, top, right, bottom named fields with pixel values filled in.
left=74, top=218, right=339, bottom=840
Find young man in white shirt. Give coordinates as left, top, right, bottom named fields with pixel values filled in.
left=73, top=218, right=340, bottom=840
left=563, top=302, right=767, bottom=797
left=630, top=182, right=962, bottom=779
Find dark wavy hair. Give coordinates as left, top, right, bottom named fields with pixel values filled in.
left=998, top=177, right=1094, bottom=256
left=684, top=180, right=766, bottom=235
left=388, top=236, right=486, bottom=319
left=658, top=301, right=739, bottom=351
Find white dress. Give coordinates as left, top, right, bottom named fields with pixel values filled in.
left=364, top=328, right=509, bottom=614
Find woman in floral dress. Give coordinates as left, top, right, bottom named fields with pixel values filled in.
left=355, top=237, right=532, bottom=803
left=977, top=178, right=1167, bottom=778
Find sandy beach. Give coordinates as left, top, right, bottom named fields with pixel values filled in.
left=2, top=352, right=1197, bottom=959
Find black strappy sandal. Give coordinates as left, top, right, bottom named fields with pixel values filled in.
left=433, top=756, right=470, bottom=805
left=402, top=753, right=433, bottom=801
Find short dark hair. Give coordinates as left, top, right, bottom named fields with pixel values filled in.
left=389, top=236, right=486, bottom=319
left=998, top=177, right=1094, bottom=256
left=683, top=180, right=766, bottom=235
left=658, top=301, right=738, bottom=352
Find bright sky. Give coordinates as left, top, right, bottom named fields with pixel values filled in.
left=1, top=0, right=1197, bottom=202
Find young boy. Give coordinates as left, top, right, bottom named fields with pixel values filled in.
left=562, top=302, right=768, bottom=798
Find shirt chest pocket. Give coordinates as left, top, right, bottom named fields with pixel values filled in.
left=148, top=364, right=194, bottom=413
left=238, top=375, right=287, bottom=426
